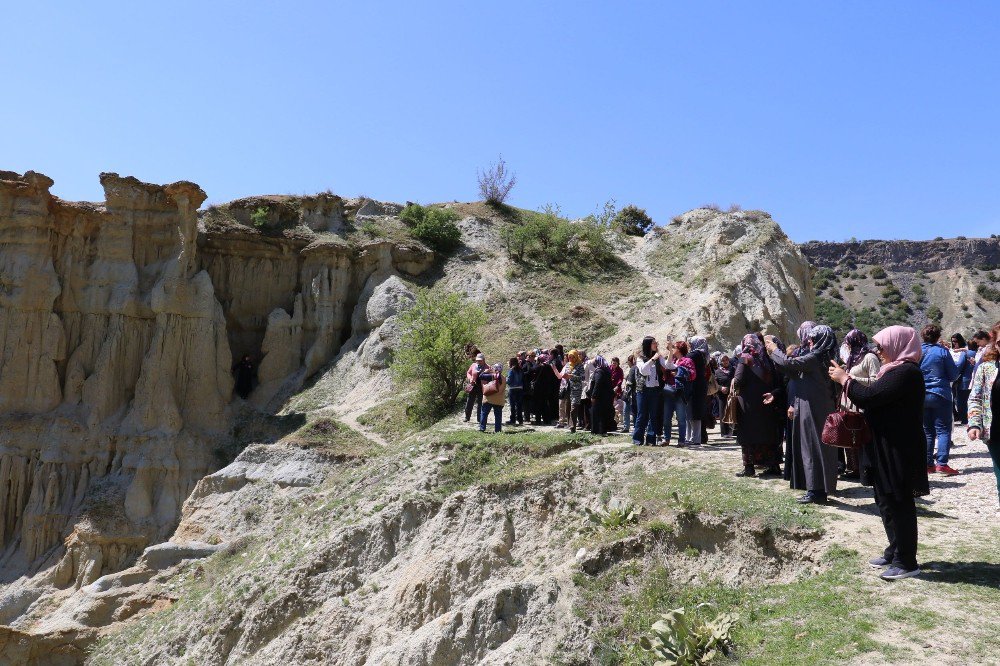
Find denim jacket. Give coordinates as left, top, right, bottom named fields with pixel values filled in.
left=920, top=344, right=960, bottom=400
left=967, top=360, right=997, bottom=441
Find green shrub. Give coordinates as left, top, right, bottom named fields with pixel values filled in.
left=392, top=290, right=485, bottom=423
left=400, top=203, right=462, bottom=254
left=611, top=204, right=654, bottom=236
left=912, top=284, right=926, bottom=297
left=976, top=283, right=1000, bottom=303
left=638, top=605, right=738, bottom=665
left=359, top=219, right=383, bottom=237
left=870, top=266, right=887, bottom=279
left=250, top=206, right=270, bottom=229
left=500, top=205, right=615, bottom=270
left=844, top=284, right=855, bottom=291
left=926, top=305, right=943, bottom=322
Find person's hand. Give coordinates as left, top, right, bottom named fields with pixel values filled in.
left=969, top=428, right=981, bottom=441
left=762, top=392, right=774, bottom=405
left=743, top=355, right=752, bottom=365
left=787, top=406, right=795, bottom=420
left=764, top=339, right=778, bottom=353
left=828, top=360, right=849, bottom=386
left=721, top=386, right=728, bottom=394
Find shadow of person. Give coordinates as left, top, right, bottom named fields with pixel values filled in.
left=920, top=561, right=1000, bottom=590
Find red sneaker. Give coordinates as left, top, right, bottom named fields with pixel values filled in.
left=926, top=465, right=937, bottom=474
left=936, top=465, right=960, bottom=476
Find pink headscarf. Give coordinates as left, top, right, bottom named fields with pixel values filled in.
left=873, top=325, right=922, bottom=378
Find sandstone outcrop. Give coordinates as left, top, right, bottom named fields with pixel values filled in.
left=800, top=236, right=1000, bottom=272
left=0, top=171, right=435, bottom=660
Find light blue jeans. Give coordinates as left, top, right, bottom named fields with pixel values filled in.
left=923, top=393, right=952, bottom=466
left=662, top=390, right=687, bottom=444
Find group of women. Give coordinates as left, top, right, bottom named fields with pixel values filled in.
left=463, top=319, right=1000, bottom=581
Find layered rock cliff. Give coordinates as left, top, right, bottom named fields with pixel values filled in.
left=800, top=237, right=1000, bottom=272
left=0, top=171, right=434, bottom=653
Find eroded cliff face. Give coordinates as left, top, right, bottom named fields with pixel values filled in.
left=0, top=171, right=434, bottom=647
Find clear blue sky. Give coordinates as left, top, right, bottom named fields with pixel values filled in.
left=3, top=1, right=999, bottom=242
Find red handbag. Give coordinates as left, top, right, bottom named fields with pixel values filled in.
left=821, top=408, right=871, bottom=449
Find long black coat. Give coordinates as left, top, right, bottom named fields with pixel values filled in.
left=687, top=350, right=709, bottom=419
left=733, top=360, right=783, bottom=451
left=846, top=362, right=929, bottom=497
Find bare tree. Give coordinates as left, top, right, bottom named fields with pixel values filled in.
left=477, top=155, right=517, bottom=205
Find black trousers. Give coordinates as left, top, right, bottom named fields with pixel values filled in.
left=464, top=386, right=483, bottom=420
left=874, top=485, right=919, bottom=569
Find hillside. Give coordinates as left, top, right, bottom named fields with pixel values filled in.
left=0, top=171, right=997, bottom=665
left=799, top=238, right=1000, bottom=338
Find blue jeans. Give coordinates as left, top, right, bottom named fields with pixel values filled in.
left=661, top=390, right=687, bottom=444
left=509, top=389, right=523, bottom=423
left=923, top=393, right=952, bottom=466
left=480, top=403, right=503, bottom=432
left=633, top=386, right=662, bottom=445
left=987, top=437, right=1000, bottom=507
left=623, top=397, right=634, bottom=431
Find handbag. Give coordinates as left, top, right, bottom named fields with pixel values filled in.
left=707, top=373, right=720, bottom=396
left=721, top=385, right=740, bottom=426
left=821, top=408, right=871, bottom=449
left=483, top=376, right=502, bottom=396
left=558, top=379, right=569, bottom=400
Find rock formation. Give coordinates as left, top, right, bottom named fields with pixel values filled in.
left=0, top=171, right=435, bottom=656
left=800, top=237, right=1000, bottom=272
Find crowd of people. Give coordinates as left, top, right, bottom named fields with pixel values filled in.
left=462, top=319, right=1000, bottom=581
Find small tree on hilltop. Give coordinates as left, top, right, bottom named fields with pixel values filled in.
left=478, top=155, right=517, bottom=205
left=393, top=290, right=486, bottom=423
left=612, top=204, right=654, bottom=236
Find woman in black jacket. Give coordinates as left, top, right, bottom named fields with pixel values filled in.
left=590, top=356, right=616, bottom=435
left=829, top=325, right=928, bottom=581
left=687, top=336, right=710, bottom=445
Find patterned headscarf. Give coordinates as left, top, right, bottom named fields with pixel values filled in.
left=594, top=355, right=610, bottom=370
left=844, top=328, right=869, bottom=370
left=565, top=349, right=581, bottom=371
left=806, top=325, right=838, bottom=362
left=797, top=320, right=816, bottom=344
left=688, top=336, right=709, bottom=355
left=741, top=333, right=765, bottom=363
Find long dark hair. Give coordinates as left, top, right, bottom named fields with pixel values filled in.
left=641, top=336, right=655, bottom=361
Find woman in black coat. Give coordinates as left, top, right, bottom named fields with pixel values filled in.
left=829, top=325, right=928, bottom=581
left=733, top=334, right=784, bottom=477
left=590, top=356, right=616, bottom=435
left=686, top=337, right=711, bottom=445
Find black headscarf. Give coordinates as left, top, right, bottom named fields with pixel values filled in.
left=806, top=325, right=838, bottom=364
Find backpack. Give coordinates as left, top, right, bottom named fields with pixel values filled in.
left=675, top=364, right=694, bottom=401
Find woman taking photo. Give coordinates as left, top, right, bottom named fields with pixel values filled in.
left=633, top=336, right=672, bottom=446
left=829, top=325, right=928, bottom=580
left=766, top=325, right=840, bottom=504
left=967, top=322, right=1000, bottom=511
left=841, top=328, right=881, bottom=479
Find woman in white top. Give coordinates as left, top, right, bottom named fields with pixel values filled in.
left=632, top=336, right=675, bottom=446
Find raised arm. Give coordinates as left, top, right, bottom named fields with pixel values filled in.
left=769, top=348, right=819, bottom=374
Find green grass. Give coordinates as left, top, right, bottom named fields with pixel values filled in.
left=575, top=547, right=898, bottom=665
left=430, top=430, right=600, bottom=495
left=356, top=398, right=423, bottom=441
left=283, top=416, right=377, bottom=457
left=627, top=464, right=825, bottom=532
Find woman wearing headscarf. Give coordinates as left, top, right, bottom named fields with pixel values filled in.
left=633, top=336, right=673, bottom=446
left=734, top=334, right=784, bottom=477
left=557, top=350, right=586, bottom=433
left=829, top=326, right=928, bottom=580
left=766, top=325, right=840, bottom=503
left=714, top=355, right=736, bottom=438
left=590, top=355, right=616, bottom=435
left=840, top=328, right=881, bottom=479
left=686, top=336, right=710, bottom=445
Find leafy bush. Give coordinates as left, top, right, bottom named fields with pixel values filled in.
left=400, top=203, right=462, bottom=254
left=585, top=498, right=644, bottom=529
left=359, top=219, right=383, bottom=237
left=815, top=297, right=896, bottom=338
left=639, top=605, right=738, bottom=665
left=927, top=305, right=943, bottom=322
left=500, top=205, right=615, bottom=270
left=977, top=283, right=1000, bottom=303
left=870, top=266, right=888, bottom=279
left=477, top=155, right=517, bottom=204
left=250, top=206, right=270, bottom=229
left=392, top=290, right=485, bottom=423
left=611, top=204, right=654, bottom=236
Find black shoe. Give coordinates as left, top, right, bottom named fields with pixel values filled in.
left=735, top=467, right=756, bottom=478
left=760, top=467, right=782, bottom=477
left=868, top=556, right=890, bottom=569
left=797, top=492, right=828, bottom=505
left=881, top=566, right=920, bottom=581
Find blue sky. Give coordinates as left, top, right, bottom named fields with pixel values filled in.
left=3, top=1, right=999, bottom=242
